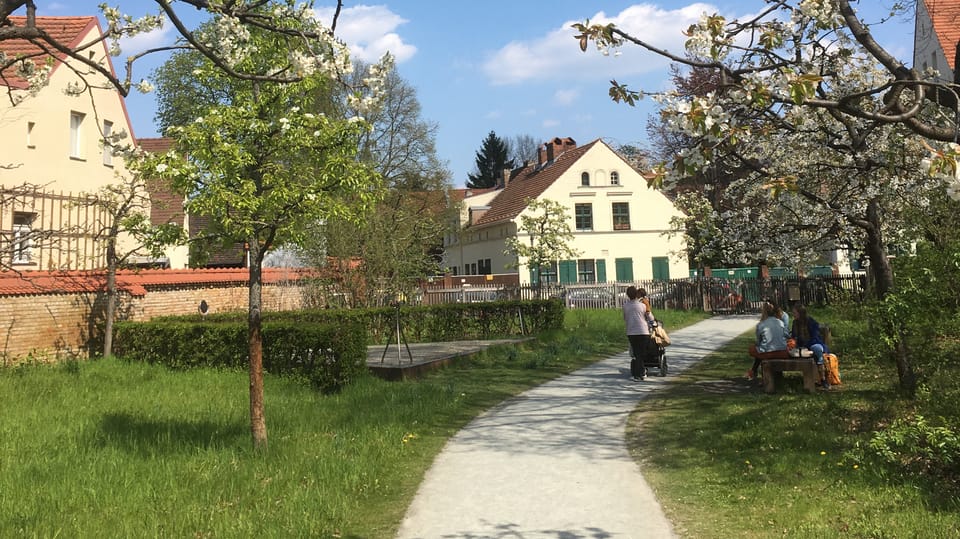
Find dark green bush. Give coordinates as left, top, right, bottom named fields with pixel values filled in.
left=857, top=414, right=960, bottom=498
left=113, top=319, right=367, bottom=393
left=113, top=322, right=243, bottom=368
left=114, top=301, right=563, bottom=393
left=152, top=300, right=564, bottom=344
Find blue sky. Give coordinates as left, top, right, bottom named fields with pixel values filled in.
left=47, top=1, right=915, bottom=187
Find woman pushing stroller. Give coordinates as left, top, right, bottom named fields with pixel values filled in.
left=623, top=285, right=656, bottom=381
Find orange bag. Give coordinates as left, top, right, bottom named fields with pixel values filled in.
left=823, top=353, right=841, bottom=386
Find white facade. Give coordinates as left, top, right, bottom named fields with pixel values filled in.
left=446, top=139, right=688, bottom=284
left=914, top=0, right=954, bottom=82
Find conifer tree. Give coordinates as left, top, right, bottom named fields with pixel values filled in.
left=466, top=131, right=512, bottom=189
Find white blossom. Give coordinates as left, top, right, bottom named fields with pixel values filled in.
left=135, top=79, right=155, bottom=93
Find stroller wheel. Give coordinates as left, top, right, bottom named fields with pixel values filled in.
left=659, top=350, right=668, bottom=376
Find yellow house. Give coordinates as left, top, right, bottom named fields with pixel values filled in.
left=446, top=137, right=688, bottom=284
left=0, top=15, right=149, bottom=270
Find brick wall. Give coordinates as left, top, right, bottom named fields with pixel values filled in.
left=0, top=269, right=306, bottom=364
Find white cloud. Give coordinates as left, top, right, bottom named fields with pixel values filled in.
left=314, top=5, right=417, bottom=63
left=553, top=88, right=579, bottom=106
left=542, top=119, right=560, bottom=128
left=118, top=25, right=174, bottom=56
left=483, top=3, right=721, bottom=85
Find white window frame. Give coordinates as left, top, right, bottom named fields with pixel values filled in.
left=102, top=119, right=114, bottom=166
left=12, top=212, right=35, bottom=264
left=577, top=259, right=596, bottom=283
left=70, top=111, right=85, bottom=159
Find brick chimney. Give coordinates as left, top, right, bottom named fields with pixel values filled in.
left=502, top=167, right=512, bottom=188
left=537, top=137, right=577, bottom=166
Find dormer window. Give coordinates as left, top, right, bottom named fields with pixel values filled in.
left=610, top=171, right=620, bottom=185
left=581, top=171, right=590, bottom=186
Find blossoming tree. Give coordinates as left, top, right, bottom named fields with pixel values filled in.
left=136, top=5, right=389, bottom=449
left=1, top=1, right=357, bottom=100
left=574, top=1, right=960, bottom=195
left=504, top=198, right=581, bottom=297
left=146, top=82, right=389, bottom=452
left=5, top=2, right=391, bottom=446
left=574, top=0, right=949, bottom=390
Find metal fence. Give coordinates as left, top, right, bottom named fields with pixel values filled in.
left=417, top=274, right=867, bottom=312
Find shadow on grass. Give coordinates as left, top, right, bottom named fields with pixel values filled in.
left=629, top=342, right=957, bottom=512
left=93, top=412, right=248, bottom=454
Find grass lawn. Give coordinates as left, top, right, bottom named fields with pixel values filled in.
left=0, top=309, right=706, bottom=538
left=629, top=310, right=960, bottom=538
left=5, top=307, right=955, bottom=538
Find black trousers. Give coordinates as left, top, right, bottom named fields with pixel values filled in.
left=628, top=334, right=653, bottom=377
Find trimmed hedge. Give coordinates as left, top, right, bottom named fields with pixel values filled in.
left=114, top=300, right=563, bottom=392
left=113, top=319, right=367, bottom=393
left=153, top=299, right=564, bottom=344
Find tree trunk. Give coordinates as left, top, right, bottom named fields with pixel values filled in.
left=103, top=237, right=117, bottom=358
left=863, top=199, right=915, bottom=393
left=247, top=239, right=267, bottom=450
left=863, top=200, right=894, bottom=299
left=894, top=334, right=916, bottom=395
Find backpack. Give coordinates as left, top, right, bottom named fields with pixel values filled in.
left=823, top=353, right=841, bottom=386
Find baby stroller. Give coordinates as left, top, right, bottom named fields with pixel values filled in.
left=631, top=322, right=669, bottom=378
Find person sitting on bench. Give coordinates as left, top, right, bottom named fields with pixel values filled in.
left=791, top=303, right=832, bottom=389
left=746, top=301, right=790, bottom=380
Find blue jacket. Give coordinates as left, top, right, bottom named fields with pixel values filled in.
left=792, top=316, right=829, bottom=354
left=756, top=317, right=789, bottom=353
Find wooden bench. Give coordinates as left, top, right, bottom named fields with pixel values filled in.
left=762, top=358, right=818, bottom=393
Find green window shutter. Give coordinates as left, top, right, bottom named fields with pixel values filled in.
left=559, top=260, right=577, bottom=284
left=652, top=256, right=670, bottom=281
left=596, top=259, right=607, bottom=283
left=615, top=258, right=633, bottom=282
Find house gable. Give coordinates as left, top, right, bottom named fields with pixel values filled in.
left=474, top=139, right=598, bottom=227
left=445, top=136, right=689, bottom=283
left=914, top=0, right=960, bottom=81
left=1, top=16, right=143, bottom=270
left=1, top=16, right=99, bottom=89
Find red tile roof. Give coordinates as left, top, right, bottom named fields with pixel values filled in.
left=924, top=0, right=960, bottom=70
left=0, top=268, right=307, bottom=297
left=138, top=137, right=185, bottom=226
left=0, top=16, right=98, bottom=88
left=471, top=139, right=601, bottom=226
left=138, top=137, right=175, bottom=153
